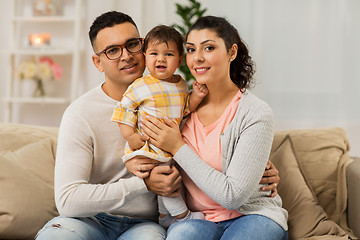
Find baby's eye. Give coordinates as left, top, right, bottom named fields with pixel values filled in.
left=166, top=53, right=174, bottom=56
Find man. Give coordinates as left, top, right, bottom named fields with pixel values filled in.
left=36, top=11, right=279, bottom=240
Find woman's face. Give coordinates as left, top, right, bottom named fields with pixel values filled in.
left=185, top=29, right=232, bottom=86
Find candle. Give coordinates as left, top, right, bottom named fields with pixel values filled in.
left=29, top=33, right=51, bottom=47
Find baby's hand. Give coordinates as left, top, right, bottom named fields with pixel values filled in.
left=127, top=133, right=148, bottom=150
left=192, top=81, right=208, bottom=98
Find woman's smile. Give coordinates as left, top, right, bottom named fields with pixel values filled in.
left=194, top=67, right=210, bottom=74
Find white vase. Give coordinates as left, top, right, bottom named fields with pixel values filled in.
left=43, top=81, right=56, bottom=96
left=20, top=79, right=37, bottom=98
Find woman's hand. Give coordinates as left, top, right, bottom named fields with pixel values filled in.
left=259, top=160, right=280, bottom=197
left=141, top=115, right=186, bottom=155
left=125, top=156, right=161, bottom=178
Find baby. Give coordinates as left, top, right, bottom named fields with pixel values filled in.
left=112, top=25, right=208, bottom=227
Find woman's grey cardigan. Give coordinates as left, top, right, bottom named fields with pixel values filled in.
left=174, top=90, right=288, bottom=230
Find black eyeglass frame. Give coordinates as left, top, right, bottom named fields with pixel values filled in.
left=95, top=38, right=143, bottom=60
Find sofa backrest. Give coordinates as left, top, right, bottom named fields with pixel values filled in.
left=0, top=123, right=59, bottom=239
left=271, top=127, right=354, bottom=239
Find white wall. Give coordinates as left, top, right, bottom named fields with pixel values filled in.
left=0, top=0, right=359, bottom=156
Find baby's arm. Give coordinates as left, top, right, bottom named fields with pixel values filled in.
left=118, top=123, right=147, bottom=150
left=188, top=81, right=209, bottom=112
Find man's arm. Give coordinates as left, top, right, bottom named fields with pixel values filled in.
left=54, top=107, right=150, bottom=218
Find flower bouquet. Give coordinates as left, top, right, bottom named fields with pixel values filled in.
left=17, top=56, right=62, bottom=97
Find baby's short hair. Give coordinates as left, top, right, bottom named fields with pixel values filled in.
left=143, top=25, right=184, bottom=56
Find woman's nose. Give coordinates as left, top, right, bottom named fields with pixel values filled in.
left=193, top=51, right=204, bottom=62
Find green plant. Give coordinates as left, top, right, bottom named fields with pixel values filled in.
left=172, top=0, right=207, bottom=86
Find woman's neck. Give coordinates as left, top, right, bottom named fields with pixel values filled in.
left=196, top=80, right=239, bottom=127
left=204, top=79, right=239, bottom=105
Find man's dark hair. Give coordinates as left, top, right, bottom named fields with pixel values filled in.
left=89, top=11, right=138, bottom=48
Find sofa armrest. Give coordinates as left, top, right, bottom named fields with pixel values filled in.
left=347, top=156, right=360, bottom=238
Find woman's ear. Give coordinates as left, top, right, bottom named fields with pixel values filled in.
left=229, top=44, right=238, bottom=62
left=92, top=54, right=104, bottom=72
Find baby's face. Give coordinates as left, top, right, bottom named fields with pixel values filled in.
left=144, top=40, right=182, bottom=81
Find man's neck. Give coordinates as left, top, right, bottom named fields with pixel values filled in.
left=101, top=81, right=129, bottom=101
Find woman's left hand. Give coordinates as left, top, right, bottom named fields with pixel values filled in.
left=141, top=115, right=186, bottom=155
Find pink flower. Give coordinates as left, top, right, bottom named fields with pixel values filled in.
left=18, top=56, right=62, bottom=83
left=39, top=56, right=54, bottom=66
left=51, top=63, right=62, bottom=80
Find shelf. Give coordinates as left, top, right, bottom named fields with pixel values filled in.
left=13, top=16, right=76, bottom=22
left=3, top=0, right=82, bottom=124
left=3, top=97, right=70, bottom=104
left=7, top=48, right=74, bottom=56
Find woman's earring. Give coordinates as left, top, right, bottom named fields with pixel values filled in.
left=230, top=58, right=233, bottom=62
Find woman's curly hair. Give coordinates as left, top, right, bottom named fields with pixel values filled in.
left=187, top=16, right=255, bottom=91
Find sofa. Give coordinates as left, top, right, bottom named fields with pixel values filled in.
left=0, top=123, right=359, bottom=240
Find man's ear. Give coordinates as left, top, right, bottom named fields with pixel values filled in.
left=230, top=44, right=238, bottom=62
left=92, top=54, right=104, bottom=72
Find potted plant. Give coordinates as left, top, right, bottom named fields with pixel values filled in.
left=172, top=0, right=207, bottom=87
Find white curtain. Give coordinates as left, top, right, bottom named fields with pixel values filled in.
left=1, top=0, right=358, bottom=155
left=244, top=0, right=360, bottom=156
left=119, top=0, right=360, bottom=155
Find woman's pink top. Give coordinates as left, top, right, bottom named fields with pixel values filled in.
left=181, top=90, right=243, bottom=222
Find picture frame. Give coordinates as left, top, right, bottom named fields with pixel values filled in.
left=33, top=0, right=57, bottom=16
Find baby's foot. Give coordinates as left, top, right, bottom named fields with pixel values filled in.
left=159, top=214, right=177, bottom=228
left=177, top=211, right=205, bottom=221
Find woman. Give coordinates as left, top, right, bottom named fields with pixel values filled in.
left=140, top=16, right=288, bottom=239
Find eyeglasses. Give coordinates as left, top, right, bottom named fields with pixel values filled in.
left=96, top=38, right=143, bottom=60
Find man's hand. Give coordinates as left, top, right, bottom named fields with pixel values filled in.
left=125, top=156, right=160, bottom=178
left=144, top=164, right=182, bottom=198
left=260, top=160, right=280, bottom=198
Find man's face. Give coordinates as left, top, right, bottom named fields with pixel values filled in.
left=92, top=22, right=145, bottom=87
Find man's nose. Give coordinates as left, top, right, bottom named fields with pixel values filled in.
left=120, top=47, right=132, bottom=60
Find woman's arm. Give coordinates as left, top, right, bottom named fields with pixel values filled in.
left=142, top=105, right=275, bottom=209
